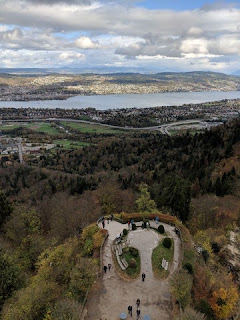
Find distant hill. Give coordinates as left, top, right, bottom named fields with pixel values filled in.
left=0, top=70, right=239, bottom=100
left=232, top=70, right=240, bottom=76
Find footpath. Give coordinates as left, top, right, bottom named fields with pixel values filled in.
left=84, top=220, right=182, bottom=320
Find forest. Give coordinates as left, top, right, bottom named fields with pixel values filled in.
left=0, top=118, right=240, bottom=319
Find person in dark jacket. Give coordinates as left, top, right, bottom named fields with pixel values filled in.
left=128, top=305, right=132, bottom=316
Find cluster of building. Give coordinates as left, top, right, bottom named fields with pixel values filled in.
left=1, top=99, right=240, bottom=129
left=0, top=137, right=19, bottom=156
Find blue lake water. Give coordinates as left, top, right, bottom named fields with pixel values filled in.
left=0, top=91, right=240, bottom=110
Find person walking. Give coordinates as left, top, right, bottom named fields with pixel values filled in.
left=136, top=308, right=140, bottom=319
left=110, top=213, right=113, bottom=221
left=128, top=305, right=133, bottom=317
left=102, top=219, right=105, bottom=228
left=136, top=298, right=140, bottom=308
left=142, top=273, right=146, bottom=281
left=103, top=265, right=107, bottom=273
left=108, top=263, right=112, bottom=271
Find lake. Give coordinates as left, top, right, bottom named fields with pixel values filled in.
left=1, top=91, right=240, bottom=110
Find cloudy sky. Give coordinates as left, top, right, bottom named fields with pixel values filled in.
left=0, top=0, right=240, bottom=73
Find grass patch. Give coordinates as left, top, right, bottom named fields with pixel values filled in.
left=30, top=123, right=60, bottom=135
left=0, top=122, right=61, bottom=135
left=152, top=237, right=174, bottom=279
left=61, top=121, right=125, bottom=134
left=183, top=249, right=196, bottom=267
left=53, top=139, right=91, bottom=149
left=0, top=123, right=23, bottom=131
left=121, top=247, right=140, bottom=279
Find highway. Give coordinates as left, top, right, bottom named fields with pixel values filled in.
left=1, top=118, right=203, bottom=136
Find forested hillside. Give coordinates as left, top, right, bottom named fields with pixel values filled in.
left=0, top=119, right=240, bottom=319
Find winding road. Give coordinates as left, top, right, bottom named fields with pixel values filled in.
left=1, top=118, right=203, bottom=136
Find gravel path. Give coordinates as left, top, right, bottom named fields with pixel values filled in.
left=85, top=220, right=182, bottom=320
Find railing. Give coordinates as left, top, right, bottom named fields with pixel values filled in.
left=80, top=286, right=90, bottom=320
left=98, top=231, right=109, bottom=277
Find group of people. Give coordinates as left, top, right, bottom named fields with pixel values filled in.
left=127, top=219, right=134, bottom=230
left=101, top=214, right=114, bottom=228
left=103, top=263, right=112, bottom=273
left=128, top=298, right=141, bottom=319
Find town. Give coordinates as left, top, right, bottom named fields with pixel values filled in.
left=1, top=98, right=240, bottom=127
left=1, top=72, right=240, bottom=101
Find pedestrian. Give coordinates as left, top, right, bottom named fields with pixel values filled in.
left=108, top=263, right=112, bottom=271
left=128, top=305, right=132, bottom=317
left=136, top=298, right=140, bottom=308
left=128, top=220, right=130, bottom=230
left=107, top=217, right=110, bottom=224
left=110, top=213, right=113, bottom=221
left=136, top=308, right=140, bottom=319
left=103, top=265, right=107, bottom=273
left=102, top=220, right=105, bottom=228
left=142, top=272, right=146, bottom=281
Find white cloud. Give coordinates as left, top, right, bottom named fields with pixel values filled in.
left=0, top=28, right=23, bottom=41
left=180, top=38, right=209, bottom=55
left=0, top=1, right=240, bottom=72
left=59, top=51, right=85, bottom=62
left=75, top=36, right=99, bottom=49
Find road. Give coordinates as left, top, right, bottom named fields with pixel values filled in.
left=1, top=118, right=203, bottom=136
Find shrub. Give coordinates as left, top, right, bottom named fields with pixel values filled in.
left=184, top=263, right=193, bottom=274
left=132, top=224, right=137, bottom=230
left=123, top=229, right=128, bottom=236
left=82, top=224, right=99, bottom=241
left=163, top=237, right=172, bottom=249
left=129, top=258, right=137, bottom=269
left=199, top=299, right=213, bottom=318
left=129, top=247, right=139, bottom=257
left=202, top=250, right=209, bottom=263
left=158, top=225, right=165, bottom=234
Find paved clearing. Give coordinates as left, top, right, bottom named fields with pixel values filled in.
left=85, top=220, right=182, bottom=320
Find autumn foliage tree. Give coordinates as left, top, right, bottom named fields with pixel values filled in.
left=209, top=286, right=239, bottom=319
left=170, top=270, right=193, bottom=309
left=136, top=183, right=156, bottom=212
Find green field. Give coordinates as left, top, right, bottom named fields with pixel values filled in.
left=53, top=139, right=91, bottom=149
left=61, top=121, right=125, bottom=134
left=31, top=123, right=61, bottom=134
left=0, top=122, right=61, bottom=135
left=152, top=237, right=174, bottom=279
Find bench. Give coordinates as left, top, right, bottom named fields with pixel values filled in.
left=121, top=258, right=128, bottom=269
left=115, top=244, right=122, bottom=256
left=116, top=253, right=126, bottom=270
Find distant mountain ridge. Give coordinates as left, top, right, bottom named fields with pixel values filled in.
left=0, top=67, right=239, bottom=79
left=232, top=70, right=240, bottom=76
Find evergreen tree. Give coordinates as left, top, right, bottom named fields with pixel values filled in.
left=0, top=190, right=12, bottom=228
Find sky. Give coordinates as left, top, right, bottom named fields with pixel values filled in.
left=0, top=0, right=240, bottom=73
